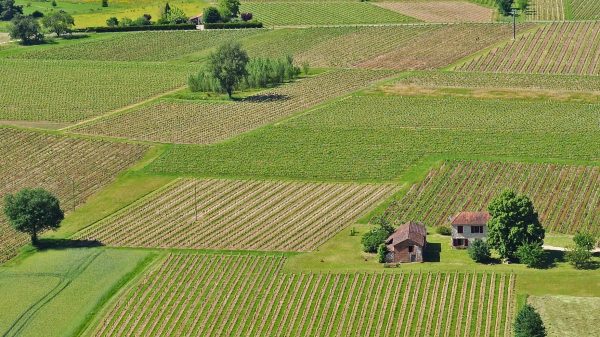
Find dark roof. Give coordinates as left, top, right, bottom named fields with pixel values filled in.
left=385, top=222, right=426, bottom=247
left=451, top=211, right=490, bottom=226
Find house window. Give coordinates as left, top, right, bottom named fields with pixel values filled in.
left=464, top=239, right=469, bottom=247
left=408, top=246, right=414, bottom=253
left=470, top=226, right=484, bottom=233
left=457, top=226, right=463, bottom=233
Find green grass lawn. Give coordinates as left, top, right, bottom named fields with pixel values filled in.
left=241, top=2, right=418, bottom=26
left=529, top=295, right=600, bottom=337
left=0, top=248, right=153, bottom=337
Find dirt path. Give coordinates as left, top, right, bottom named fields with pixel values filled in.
left=543, top=245, right=600, bottom=253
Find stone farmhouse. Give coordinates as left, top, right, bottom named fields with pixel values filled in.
left=450, top=211, right=490, bottom=249
left=384, top=222, right=427, bottom=263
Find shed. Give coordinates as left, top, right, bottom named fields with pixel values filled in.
left=385, top=222, right=427, bottom=263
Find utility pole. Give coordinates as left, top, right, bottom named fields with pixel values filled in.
left=512, top=8, right=517, bottom=40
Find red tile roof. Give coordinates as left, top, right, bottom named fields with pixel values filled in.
left=386, top=222, right=426, bottom=247
left=450, top=211, right=490, bottom=226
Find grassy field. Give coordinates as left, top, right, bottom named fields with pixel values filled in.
left=381, top=160, right=600, bottom=234
left=0, top=248, right=152, bottom=337
left=0, top=59, right=197, bottom=123
left=456, top=22, right=600, bottom=75
left=241, top=2, right=418, bottom=26
left=85, top=252, right=516, bottom=337
left=75, top=179, right=397, bottom=251
left=0, top=128, right=148, bottom=263
left=143, top=92, right=599, bottom=181
left=529, top=295, right=599, bottom=337
left=69, top=69, right=395, bottom=144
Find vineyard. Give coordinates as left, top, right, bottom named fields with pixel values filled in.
left=11, top=30, right=262, bottom=62
left=389, top=71, right=600, bottom=93
left=528, top=0, right=566, bottom=21
left=382, top=161, right=600, bottom=234
left=144, top=91, right=599, bottom=181
left=70, top=69, right=394, bottom=144
left=0, top=59, right=196, bottom=123
left=0, top=128, right=148, bottom=263
left=569, top=0, right=600, bottom=20
left=357, top=23, right=530, bottom=70
left=239, top=2, right=417, bottom=26
left=456, top=22, right=600, bottom=76
left=76, top=179, right=397, bottom=252
left=89, top=253, right=516, bottom=337
left=374, top=2, right=494, bottom=23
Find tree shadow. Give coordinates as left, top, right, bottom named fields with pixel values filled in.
left=423, top=242, right=441, bottom=262
left=240, top=93, right=291, bottom=103
left=61, top=34, right=91, bottom=40
left=35, top=238, right=104, bottom=251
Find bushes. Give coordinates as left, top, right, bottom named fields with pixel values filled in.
left=566, top=231, right=596, bottom=269
left=436, top=226, right=451, bottom=236
left=514, top=304, right=546, bottom=337
left=516, top=242, right=546, bottom=268
left=9, top=15, right=44, bottom=44
left=82, top=24, right=196, bottom=33
left=362, top=217, right=394, bottom=253
left=468, top=239, right=491, bottom=263
left=0, top=0, right=23, bottom=21
left=244, top=55, right=300, bottom=89
left=240, top=13, right=253, bottom=22
left=377, top=243, right=387, bottom=263
left=203, top=6, right=221, bottom=24
left=204, top=21, right=263, bottom=29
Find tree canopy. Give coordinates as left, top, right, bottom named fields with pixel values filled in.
left=41, top=10, right=74, bottom=37
left=486, top=190, right=545, bottom=260
left=218, top=0, right=241, bottom=18
left=4, top=188, right=64, bottom=245
left=208, top=42, right=249, bottom=98
left=514, top=304, right=546, bottom=337
left=9, top=15, right=44, bottom=45
left=0, top=0, right=23, bottom=21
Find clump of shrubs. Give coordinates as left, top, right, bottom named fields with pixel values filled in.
left=468, top=239, right=491, bottom=263
left=516, top=242, right=546, bottom=268
left=240, top=12, right=252, bottom=21
left=566, top=231, right=596, bottom=269
left=377, top=243, right=387, bottom=263
left=361, top=217, right=394, bottom=253
left=436, top=226, right=451, bottom=236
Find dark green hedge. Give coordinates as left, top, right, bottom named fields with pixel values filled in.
left=204, top=22, right=263, bottom=29
left=76, top=24, right=197, bottom=33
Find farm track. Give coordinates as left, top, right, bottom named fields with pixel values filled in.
left=383, top=160, right=600, bottom=235
left=90, top=253, right=516, bottom=337
left=0, top=128, right=147, bottom=263
left=75, top=179, right=399, bottom=252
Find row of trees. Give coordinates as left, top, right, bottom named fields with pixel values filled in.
left=8, top=10, right=74, bottom=44
left=106, top=3, right=188, bottom=28
left=202, top=0, right=253, bottom=24
left=496, top=0, right=529, bottom=16
left=188, top=42, right=302, bottom=98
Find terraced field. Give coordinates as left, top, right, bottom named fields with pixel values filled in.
left=10, top=30, right=262, bottom=62
left=529, top=0, right=566, bottom=21
left=70, top=69, right=394, bottom=144
left=89, top=253, right=516, bottom=337
left=357, top=23, right=528, bottom=70
left=0, top=59, right=196, bottom=123
left=76, top=179, right=397, bottom=252
left=456, top=22, right=600, bottom=75
left=374, top=1, right=494, bottom=22
left=240, top=2, right=417, bottom=25
left=0, top=128, right=148, bottom=263
left=382, top=161, right=600, bottom=234
left=569, top=0, right=600, bottom=20
left=144, top=94, right=599, bottom=181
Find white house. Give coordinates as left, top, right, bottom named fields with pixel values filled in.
left=450, top=211, right=490, bottom=248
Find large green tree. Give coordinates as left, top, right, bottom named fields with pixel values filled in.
left=8, top=15, right=44, bottom=45
left=208, top=42, right=249, bottom=99
left=0, top=0, right=23, bottom=21
left=41, top=10, right=74, bottom=37
left=514, top=304, right=546, bottom=337
left=4, top=188, right=64, bottom=245
left=218, top=0, right=241, bottom=18
left=487, top=190, right=545, bottom=260
left=496, top=0, right=514, bottom=15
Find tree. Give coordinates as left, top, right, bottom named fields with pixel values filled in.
left=160, top=5, right=187, bottom=24
left=218, top=0, right=241, bottom=18
left=202, top=6, right=221, bottom=24
left=566, top=246, right=593, bottom=270
left=3, top=188, right=64, bottom=246
left=516, top=242, right=546, bottom=268
left=515, top=0, right=529, bottom=10
left=362, top=217, right=395, bottom=253
left=468, top=239, right=491, bottom=263
left=487, top=190, right=545, bottom=260
left=514, top=304, right=546, bottom=337
left=106, top=16, right=118, bottom=27
left=573, top=231, right=596, bottom=251
left=41, top=10, right=74, bottom=37
left=8, top=15, right=44, bottom=44
left=101, top=0, right=108, bottom=7
left=208, top=42, right=249, bottom=98
left=495, top=0, right=513, bottom=15
left=377, top=243, right=387, bottom=263
left=0, top=0, right=23, bottom=21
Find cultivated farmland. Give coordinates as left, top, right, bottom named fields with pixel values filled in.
left=70, top=69, right=394, bottom=144
left=89, top=253, right=516, bottom=337
left=240, top=2, right=417, bottom=26
left=374, top=1, right=494, bottom=23
left=382, top=161, right=600, bottom=234
left=528, top=0, right=566, bottom=21
left=456, top=22, right=600, bottom=75
left=76, top=179, right=398, bottom=251
left=357, top=23, right=530, bottom=70
left=569, top=0, right=600, bottom=20
left=0, top=59, right=196, bottom=123
left=0, top=128, right=147, bottom=263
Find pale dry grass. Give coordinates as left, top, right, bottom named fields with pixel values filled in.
left=375, top=1, right=493, bottom=23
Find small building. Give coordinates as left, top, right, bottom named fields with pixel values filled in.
left=190, top=13, right=203, bottom=25
left=384, top=222, right=427, bottom=263
left=450, top=211, right=490, bottom=249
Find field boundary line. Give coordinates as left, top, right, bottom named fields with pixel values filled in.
left=61, top=86, right=186, bottom=132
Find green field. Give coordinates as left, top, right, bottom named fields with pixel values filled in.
left=241, top=2, right=418, bottom=26
left=529, top=295, right=600, bottom=337
left=0, top=248, right=151, bottom=337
